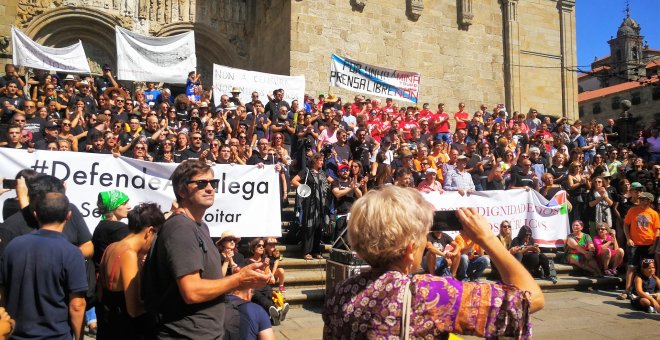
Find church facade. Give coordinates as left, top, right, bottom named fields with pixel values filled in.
left=0, top=0, right=578, bottom=119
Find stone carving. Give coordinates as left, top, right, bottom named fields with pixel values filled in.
left=619, top=99, right=633, bottom=119
left=406, top=0, right=424, bottom=21
left=350, top=0, right=366, bottom=12
left=458, top=0, right=473, bottom=29
left=17, top=0, right=65, bottom=28
left=0, top=36, right=10, bottom=54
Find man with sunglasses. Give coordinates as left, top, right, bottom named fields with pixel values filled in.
left=620, top=192, right=660, bottom=299
left=151, top=161, right=269, bottom=338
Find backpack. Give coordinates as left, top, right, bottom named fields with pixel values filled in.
left=223, top=297, right=249, bottom=340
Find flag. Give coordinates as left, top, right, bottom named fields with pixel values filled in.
left=546, top=191, right=568, bottom=215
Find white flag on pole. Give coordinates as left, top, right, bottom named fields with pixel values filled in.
left=11, top=26, right=91, bottom=73
left=115, top=26, right=196, bottom=83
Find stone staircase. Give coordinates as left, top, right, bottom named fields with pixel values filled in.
left=273, top=193, right=624, bottom=307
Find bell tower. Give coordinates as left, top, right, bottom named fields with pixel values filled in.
left=607, top=3, right=646, bottom=83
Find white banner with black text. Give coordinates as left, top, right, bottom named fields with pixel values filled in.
left=115, top=26, right=196, bottom=83
left=212, top=64, right=305, bottom=110
left=11, top=26, right=91, bottom=73
left=422, top=189, right=570, bottom=247
left=0, top=148, right=281, bottom=238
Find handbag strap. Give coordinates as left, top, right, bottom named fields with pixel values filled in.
left=400, top=278, right=413, bottom=340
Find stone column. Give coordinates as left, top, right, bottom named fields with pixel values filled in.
left=501, top=0, right=521, bottom=114
left=558, top=0, right=578, bottom=121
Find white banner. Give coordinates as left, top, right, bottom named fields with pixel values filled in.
left=115, top=26, right=196, bottom=83
left=329, top=54, right=421, bottom=104
left=0, top=149, right=281, bottom=238
left=11, top=26, right=91, bottom=73
left=423, top=189, right=569, bottom=247
left=213, top=64, right=305, bottom=109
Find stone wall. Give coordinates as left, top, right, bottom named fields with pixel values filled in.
left=579, top=86, right=660, bottom=129
left=287, top=0, right=578, bottom=120
left=289, top=0, right=506, bottom=112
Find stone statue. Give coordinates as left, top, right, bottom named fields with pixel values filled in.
left=619, top=99, right=632, bottom=119
left=407, top=0, right=424, bottom=21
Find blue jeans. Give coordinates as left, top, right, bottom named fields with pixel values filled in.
left=457, top=255, right=490, bottom=281
left=424, top=253, right=451, bottom=276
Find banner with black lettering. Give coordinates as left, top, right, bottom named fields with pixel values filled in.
left=115, top=26, right=196, bottom=83
left=11, top=26, right=91, bottom=73
left=423, top=189, right=569, bottom=247
left=329, top=54, right=421, bottom=104
left=0, top=149, right=281, bottom=238
left=212, top=64, right=305, bottom=109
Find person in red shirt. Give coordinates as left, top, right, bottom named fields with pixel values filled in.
left=401, top=109, right=419, bottom=140
left=419, top=103, right=433, bottom=121
left=532, top=123, right=554, bottom=153
left=431, top=103, right=451, bottom=142
left=316, top=94, right=325, bottom=112
left=350, top=95, right=366, bottom=116
left=382, top=97, right=395, bottom=115
left=454, top=102, right=469, bottom=131
left=365, top=110, right=382, bottom=141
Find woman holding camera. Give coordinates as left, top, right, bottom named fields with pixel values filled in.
left=323, top=186, right=544, bottom=339
left=510, top=225, right=557, bottom=283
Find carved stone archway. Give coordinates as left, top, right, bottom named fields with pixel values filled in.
left=23, top=7, right=127, bottom=75
left=157, top=22, right=247, bottom=81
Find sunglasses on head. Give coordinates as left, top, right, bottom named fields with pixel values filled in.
left=188, top=179, right=220, bottom=190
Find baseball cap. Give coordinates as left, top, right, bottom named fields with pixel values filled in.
left=639, top=192, right=654, bottom=201
left=630, top=182, right=644, bottom=190
left=457, top=155, right=468, bottom=160
left=426, top=168, right=437, bottom=174
left=44, top=121, right=59, bottom=129
left=337, top=164, right=349, bottom=172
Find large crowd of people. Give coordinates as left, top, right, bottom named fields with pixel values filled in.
left=0, top=62, right=658, bottom=339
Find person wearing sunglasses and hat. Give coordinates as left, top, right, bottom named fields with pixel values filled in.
left=216, top=230, right=244, bottom=277
left=620, top=192, right=660, bottom=300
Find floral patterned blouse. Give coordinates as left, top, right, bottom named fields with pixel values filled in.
left=323, top=270, right=531, bottom=340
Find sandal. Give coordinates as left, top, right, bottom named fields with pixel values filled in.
left=303, top=254, right=313, bottom=261
left=314, top=254, right=324, bottom=259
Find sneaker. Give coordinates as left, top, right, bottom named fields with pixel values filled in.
left=279, top=303, right=290, bottom=322
left=547, top=276, right=558, bottom=284
left=617, top=292, right=628, bottom=300
left=646, top=306, right=656, bottom=314
left=604, top=269, right=613, bottom=276
left=279, top=285, right=287, bottom=293
left=269, top=306, right=281, bottom=326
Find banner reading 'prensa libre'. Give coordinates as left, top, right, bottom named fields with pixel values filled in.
left=329, top=54, right=421, bottom=104
left=11, top=27, right=91, bottom=73
left=212, top=64, right=306, bottom=109
left=115, top=26, right=196, bottom=83
left=0, top=149, right=281, bottom=238
left=423, top=189, right=570, bottom=247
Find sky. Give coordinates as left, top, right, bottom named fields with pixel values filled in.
left=576, top=0, right=660, bottom=70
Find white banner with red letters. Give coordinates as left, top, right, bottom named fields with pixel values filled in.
left=11, top=26, right=91, bottom=73
left=0, top=148, right=281, bottom=238
left=329, top=54, right=421, bottom=104
left=422, top=189, right=569, bottom=247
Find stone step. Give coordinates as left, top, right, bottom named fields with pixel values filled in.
left=282, top=274, right=624, bottom=307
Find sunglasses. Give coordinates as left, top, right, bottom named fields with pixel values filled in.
left=256, top=244, right=265, bottom=248
left=501, top=225, right=511, bottom=228
left=188, top=179, right=220, bottom=190
left=192, top=137, right=202, bottom=140
left=598, top=228, right=608, bottom=231
left=134, top=146, right=146, bottom=150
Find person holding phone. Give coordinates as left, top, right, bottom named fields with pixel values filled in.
left=510, top=225, right=557, bottom=283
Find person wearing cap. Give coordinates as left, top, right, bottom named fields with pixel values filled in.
left=33, top=121, right=62, bottom=150
left=94, top=64, right=118, bottom=96
left=620, top=191, right=660, bottom=299
left=417, top=167, right=444, bottom=193
left=444, top=154, right=475, bottom=195
left=216, top=230, right=244, bottom=277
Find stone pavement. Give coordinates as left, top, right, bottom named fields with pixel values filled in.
left=273, top=290, right=660, bottom=339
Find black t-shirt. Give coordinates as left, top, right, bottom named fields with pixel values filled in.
left=180, top=147, right=203, bottom=161
left=510, top=171, right=535, bottom=189
left=24, top=117, right=47, bottom=142
left=540, top=185, right=562, bottom=201
left=425, top=232, right=453, bottom=255
left=0, top=204, right=91, bottom=260
left=247, top=153, right=278, bottom=166
left=154, top=213, right=225, bottom=338
left=220, top=251, right=245, bottom=277
left=485, top=180, right=505, bottom=190
left=548, top=165, right=568, bottom=189
left=331, top=179, right=358, bottom=215
left=332, top=143, right=351, bottom=163
left=91, top=220, right=129, bottom=269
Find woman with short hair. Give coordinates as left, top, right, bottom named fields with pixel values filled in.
left=323, top=186, right=544, bottom=338
left=510, top=225, right=557, bottom=283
